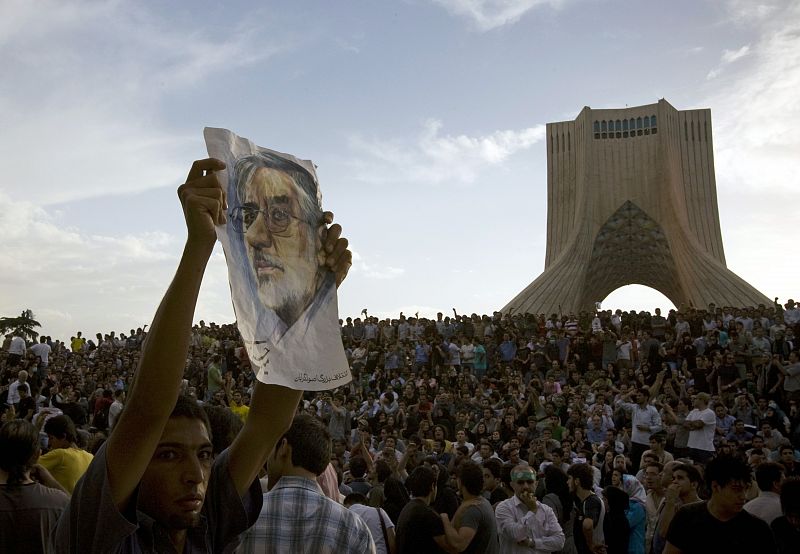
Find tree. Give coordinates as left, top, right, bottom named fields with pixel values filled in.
left=0, top=309, right=41, bottom=342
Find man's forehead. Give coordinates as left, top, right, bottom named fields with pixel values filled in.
left=246, top=167, right=298, bottom=199
left=160, top=417, right=211, bottom=446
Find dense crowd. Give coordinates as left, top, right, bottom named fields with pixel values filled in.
left=2, top=300, right=799, bottom=553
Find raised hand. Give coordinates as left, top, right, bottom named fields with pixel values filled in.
left=177, top=158, right=227, bottom=247
left=321, top=211, right=353, bottom=287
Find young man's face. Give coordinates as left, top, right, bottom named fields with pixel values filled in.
left=645, top=465, right=661, bottom=490
left=482, top=468, right=497, bottom=491
left=567, top=475, right=576, bottom=494
left=242, top=166, right=320, bottom=326
left=712, top=479, right=747, bottom=513
left=138, top=417, right=213, bottom=531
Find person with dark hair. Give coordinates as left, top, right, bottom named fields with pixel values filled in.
left=664, top=456, right=776, bottom=553
left=495, top=464, right=565, bottom=553
left=568, top=462, right=606, bottom=554
left=51, top=159, right=353, bottom=553
left=770, top=476, right=800, bottom=554
left=349, top=455, right=373, bottom=495
left=616, top=386, right=662, bottom=473
left=602, top=486, right=631, bottom=554
left=203, top=404, right=244, bottom=456
left=16, top=383, right=36, bottom=422
left=239, top=414, right=374, bottom=553
left=108, top=388, right=125, bottom=431
left=368, top=458, right=392, bottom=508
left=395, top=466, right=449, bottom=553
left=743, top=461, right=784, bottom=524
left=0, top=419, right=69, bottom=554
left=345, top=492, right=397, bottom=554
left=653, top=463, right=701, bottom=554
left=440, top=460, right=499, bottom=553
left=39, top=414, right=93, bottom=494
left=383, top=476, right=411, bottom=525
left=431, top=461, right=459, bottom=519
left=541, top=465, right=577, bottom=554
left=483, top=458, right=510, bottom=505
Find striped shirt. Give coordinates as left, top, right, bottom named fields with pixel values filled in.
left=238, top=476, right=375, bottom=554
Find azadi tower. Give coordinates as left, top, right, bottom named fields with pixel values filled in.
left=503, top=99, right=770, bottom=315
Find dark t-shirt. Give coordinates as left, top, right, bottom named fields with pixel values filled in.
left=488, top=487, right=510, bottom=506
left=771, top=515, right=800, bottom=554
left=51, top=443, right=262, bottom=553
left=349, top=478, right=372, bottom=496
left=718, top=364, right=740, bottom=387
left=16, top=396, right=36, bottom=419
left=691, top=366, right=711, bottom=392
left=574, top=494, right=603, bottom=554
left=459, top=498, right=500, bottom=554
left=666, top=501, right=776, bottom=554
left=0, top=482, right=70, bottom=554
left=396, top=499, right=446, bottom=554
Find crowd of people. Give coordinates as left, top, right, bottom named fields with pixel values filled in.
left=3, top=300, right=799, bottom=553
left=1, top=158, right=799, bottom=553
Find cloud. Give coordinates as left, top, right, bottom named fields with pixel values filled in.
left=703, top=1, right=800, bottom=300
left=431, top=0, right=563, bottom=31
left=0, top=0, right=288, bottom=206
left=706, top=44, right=750, bottom=79
left=720, top=0, right=782, bottom=23
left=0, top=191, right=237, bottom=340
left=721, top=44, right=751, bottom=63
left=348, top=119, right=545, bottom=186
left=351, top=251, right=405, bottom=280
left=706, top=3, right=800, bottom=197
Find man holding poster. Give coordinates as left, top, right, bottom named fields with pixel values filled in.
left=52, top=155, right=354, bottom=553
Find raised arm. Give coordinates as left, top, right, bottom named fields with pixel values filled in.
left=105, top=158, right=227, bottom=510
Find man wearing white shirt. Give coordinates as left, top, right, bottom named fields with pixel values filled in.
left=684, top=392, right=716, bottom=464
left=454, top=429, right=475, bottom=454
left=616, top=387, right=662, bottom=472
left=7, top=370, right=30, bottom=406
left=743, top=462, right=784, bottom=525
left=495, top=465, right=565, bottom=553
left=783, top=299, right=800, bottom=326
left=6, top=334, right=26, bottom=366
left=30, top=336, right=51, bottom=368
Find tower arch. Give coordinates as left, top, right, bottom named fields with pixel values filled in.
left=502, top=99, right=769, bottom=315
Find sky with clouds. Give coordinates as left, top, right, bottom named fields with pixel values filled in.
left=1, top=0, right=798, bottom=341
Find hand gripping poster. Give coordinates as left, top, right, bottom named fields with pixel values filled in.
left=205, top=127, right=351, bottom=391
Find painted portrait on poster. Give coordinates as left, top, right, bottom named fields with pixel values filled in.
left=205, top=127, right=350, bottom=390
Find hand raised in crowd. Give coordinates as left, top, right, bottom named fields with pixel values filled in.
left=519, top=490, right=538, bottom=512
left=321, top=211, right=352, bottom=287
left=178, top=157, right=227, bottom=247
left=664, top=482, right=680, bottom=505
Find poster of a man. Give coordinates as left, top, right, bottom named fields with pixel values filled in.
left=205, top=127, right=350, bottom=390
